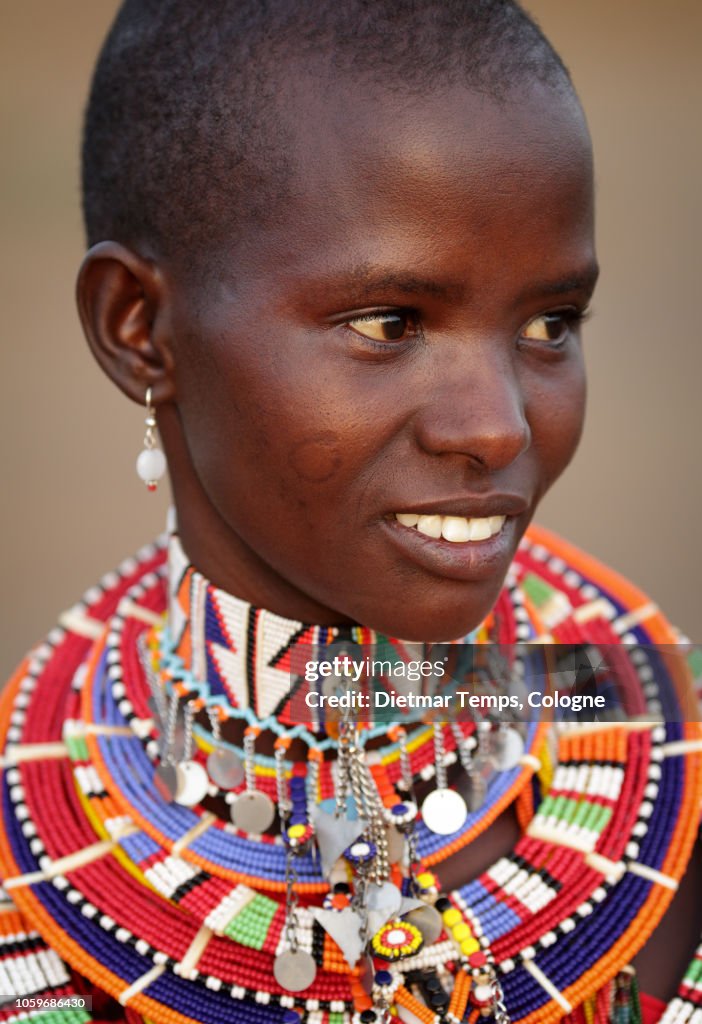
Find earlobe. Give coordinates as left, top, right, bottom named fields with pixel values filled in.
left=76, top=241, right=176, bottom=405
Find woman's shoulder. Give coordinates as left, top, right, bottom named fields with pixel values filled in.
left=516, top=523, right=686, bottom=645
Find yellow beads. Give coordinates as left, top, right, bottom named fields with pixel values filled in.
left=416, top=871, right=437, bottom=890
left=442, top=907, right=462, bottom=928
left=460, top=936, right=481, bottom=955
left=441, top=904, right=479, bottom=955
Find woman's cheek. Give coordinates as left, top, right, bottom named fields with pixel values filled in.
left=289, top=432, right=345, bottom=484
left=527, top=360, right=587, bottom=489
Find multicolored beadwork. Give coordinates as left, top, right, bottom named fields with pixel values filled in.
left=370, top=920, right=424, bottom=960
left=0, top=525, right=700, bottom=1024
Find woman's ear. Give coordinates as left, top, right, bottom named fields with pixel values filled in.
left=76, top=241, right=176, bottom=405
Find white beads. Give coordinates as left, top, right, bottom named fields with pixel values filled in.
left=136, top=388, right=166, bottom=489
left=136, top=447, right=167, bottom=486
left=472, top=984, right=494, bottom=1002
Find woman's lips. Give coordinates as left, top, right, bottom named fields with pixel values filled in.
left=381, top=511, right=520, bottom=582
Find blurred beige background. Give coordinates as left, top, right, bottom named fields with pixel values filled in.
left=1, top=1, right=700, bottom=681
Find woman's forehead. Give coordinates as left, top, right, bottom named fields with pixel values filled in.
left=206, top=77, right=595, bottom=298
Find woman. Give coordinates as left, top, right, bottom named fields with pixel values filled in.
left=1, top=2, right=700, bottom=1023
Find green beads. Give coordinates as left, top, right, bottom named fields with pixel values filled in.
left=224, top=892, right=278, bottom=949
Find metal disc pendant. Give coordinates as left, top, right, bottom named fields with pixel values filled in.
left=230, top=790, right=276, bottom=833
left=154, top=763, right=179, bottom=802
left=421, top=788, right=467, bottom=835
left=174, top=760, right=210, bottom=807
left=405, top=904, right=443, bottom=945
left=493, top=726, right=525, bottom=772
left=207, top=748, right=245, bottom=789
left=273, top=948, right=317, bottom=992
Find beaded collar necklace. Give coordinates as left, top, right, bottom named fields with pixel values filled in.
left=163, top=533, right=532, bottom=722
left=0, top=527, right=701, bottom=1024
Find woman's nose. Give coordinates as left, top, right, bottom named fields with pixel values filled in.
left=413, top=342, right=531, bottom=472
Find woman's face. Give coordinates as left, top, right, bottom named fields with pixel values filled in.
left=160, top=78, right=597, bottom=641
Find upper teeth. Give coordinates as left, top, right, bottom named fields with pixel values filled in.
left=395, top=513, right=506, bottom=542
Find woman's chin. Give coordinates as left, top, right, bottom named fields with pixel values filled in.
left=357, top=582, right=506, bottom=643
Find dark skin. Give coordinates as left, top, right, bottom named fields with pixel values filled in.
left=79, top=78, right=595, bottom=644
left=76, top=72, right=699, bottom=1001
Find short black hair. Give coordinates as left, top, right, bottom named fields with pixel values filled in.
left=82, top=0, right=572, bottom=270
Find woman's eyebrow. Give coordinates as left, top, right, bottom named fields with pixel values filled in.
left=304, top=263, right=599, bottom=311
left=337, top=265, right=463, bottom=301
left=518, top=263, right=600, bottom=301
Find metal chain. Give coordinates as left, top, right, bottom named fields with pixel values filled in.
left=347, top=744, right=387, bottom=881
left=433, top=722, right=448, bottom=790
left=348, top=743, right=366, bottom=822
left=353, top=868, right=370, bottom=945
left=306, top=751, right=319, bottom=819
left=489, top=968, right=511, bottom=1024
left=335, top=708, right=354, bottom=816
left=181, top=700, right=195, bottom=763
left=243, top=729, right=257, bottom=793
left=283, top=848, right=300, bottom=953
left=450, top=721, right=476, bottom=774
left=356, top=754, right=389, bottom=882
left=275, top=744, right=292, bottom=819
left=397, top=726, right=414, bottom=794
left=144, top=393, right=158, bottom=451
left=475, top=718, right=494, bottom=770
left=206, top=706, right=221, bottom=744
left=161, top=691, right=179, bottom=765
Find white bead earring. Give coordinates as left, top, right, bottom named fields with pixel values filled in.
left=135, top=387, right=167, bottom=491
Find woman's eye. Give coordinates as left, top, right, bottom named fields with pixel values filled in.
left=346, top=311, right=417, bottom=343
left=521, top=310, right=583, bottom=346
